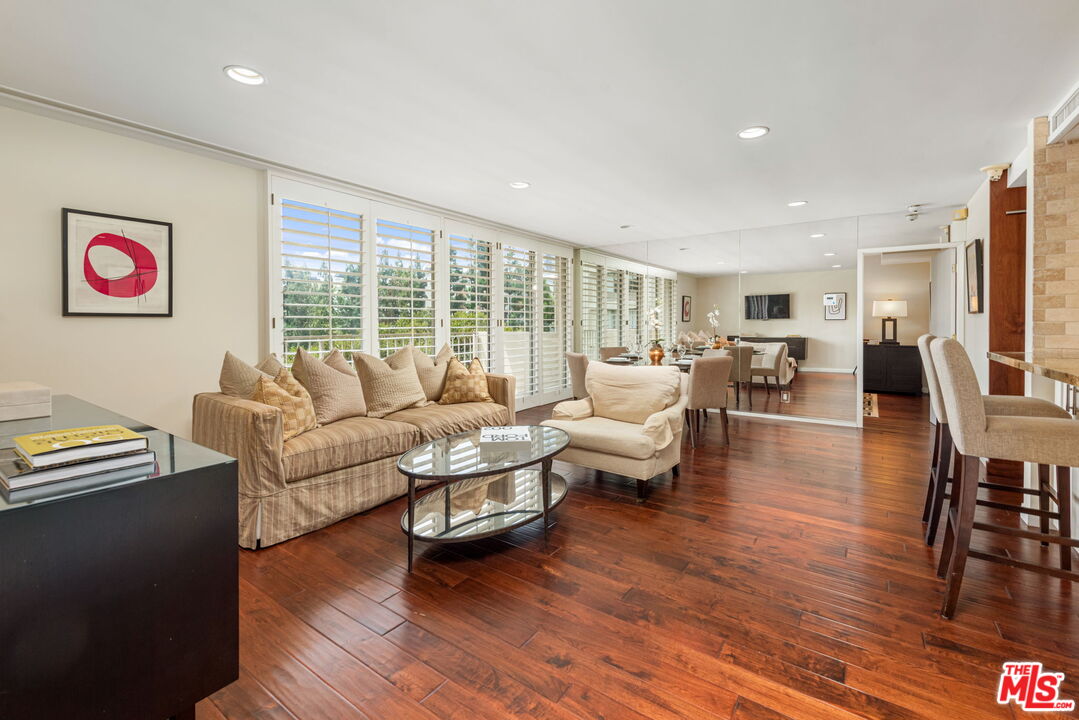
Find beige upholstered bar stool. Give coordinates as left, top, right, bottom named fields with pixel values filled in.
left=930, top=337, right=1077, bottom=618
left=684, top=355, right=733, bottom=447
left=566, top=352, right=589, bottom=399
left=917, top=334, right=1071, bottom=545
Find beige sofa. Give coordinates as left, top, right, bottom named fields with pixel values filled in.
left=193, top=366, right=515, bottom=548
left=541, top=363, right=687, bottom=500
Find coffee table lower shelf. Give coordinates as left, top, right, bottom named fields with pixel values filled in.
left=400, top=469, right=567, bottom=569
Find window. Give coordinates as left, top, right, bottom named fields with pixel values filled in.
left=278, top=198, right=364, bottom=364
left=579, top=261, right=601, bottom=358
left=601, top=268, right=623, bottom=348
left=375, top=217, right=436, bottom=357
left=541, top=253, right=572, bottom=397
left=447, top=231, right=494, bottom=371
left=502, top=243, right=537, bottom=400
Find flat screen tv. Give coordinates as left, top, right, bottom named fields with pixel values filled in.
left=745, top=293, right=791, bottom=320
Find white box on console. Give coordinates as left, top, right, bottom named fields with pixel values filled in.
left=0, top=381, right=52, bottom=422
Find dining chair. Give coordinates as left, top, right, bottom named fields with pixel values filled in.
left=684, top=355, right=733, bottom=448
left=599, top=346, right=629, bottom=361
left=750, top=342, right=792, bottom=394
left=713, top=345, right=753, bottom=409
left=566, top=351, right=589, bottom=400
left=916, top=333, right=1070, bottom=545
left=930, top=337, right=1078, bottom=618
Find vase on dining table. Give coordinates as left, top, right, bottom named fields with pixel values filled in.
left=648, top=342, right=665, bottom=366
left=711, top=336, right=728, bottom=350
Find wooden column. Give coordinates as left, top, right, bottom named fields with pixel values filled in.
left=987, top=167, right=1027, bottom=478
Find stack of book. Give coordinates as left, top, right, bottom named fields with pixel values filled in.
left=0, top=425, right=157, bottom=503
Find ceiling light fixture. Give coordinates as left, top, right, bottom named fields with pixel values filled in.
left=809, top=233, right=826, bottom=239
left=508, top=181, right=531, bottom=189
left=832, top=264, right=842, bottom=268
left=224, top=65, right=265, bottom=85
left=823, top=252, right=836, bottom=257
left=737, top=125, right=770, bottom=140
left=620, top=224, right=633, bottom=229
left=788, top=200, right=808, bottom=207
left=740, top=270, right=749, bottom=274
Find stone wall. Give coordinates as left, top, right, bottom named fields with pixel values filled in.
left=1032, top=117, right=1079, bottom=354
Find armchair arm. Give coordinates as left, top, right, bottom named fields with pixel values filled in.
left=485, top=373, right=517, bottom=423
left=551, top=397, right=595, bottom=420
left=192, top=392, right=286, bottom=497
left=642, top=386, right=690, bottom=451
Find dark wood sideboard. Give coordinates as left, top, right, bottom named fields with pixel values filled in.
left=863, top=343, right=923, bottom=394
left=0, top=395, right=238, bottom=720
left=727, top=336, right=808, bottom=361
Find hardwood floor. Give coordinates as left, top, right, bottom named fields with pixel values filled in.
left=738, top=371, right=858, bottom=422
left=199, top=398, right=1079, bottom=720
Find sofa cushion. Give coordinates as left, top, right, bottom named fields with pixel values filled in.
left=292, top=348, right=367, bottom=424
left=386, top=402, right=509, bottom=442
left=219, top=351, right=283, bottom=397
left=541, top=416, right=656, bottom=460
left=282, top=416, right=420, bottom=483
left=440, top=357, right=494, bottom=405
left=251, top=369, right=318, bottom=441
left=412, top=344, right=454, bottom=401
left=353, top=347, right=428, bottom=418
left=585, top=362, right=681, bottom=424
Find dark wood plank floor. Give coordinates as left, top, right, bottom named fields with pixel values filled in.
left=199, top=397, right=1079, bottom=720
left=738, top=371, right=858, bottom=423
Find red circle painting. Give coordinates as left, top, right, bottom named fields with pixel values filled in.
left=82, top=232, right=159, bottom=298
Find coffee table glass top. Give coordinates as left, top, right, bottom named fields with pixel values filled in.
left=397, top=425, right=570, bottom=480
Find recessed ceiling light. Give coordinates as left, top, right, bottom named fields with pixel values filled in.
left=620, top=224, right=633, bottom=230
left=716, top=261, right=726, bottom=265
left=809, top=233, right=826, bottom=239
left=224, top=65, right=265, bottom=85
left=832, top=264, right=842, bottom=268
left=679, top=247, right=689, bottom=251
left=737, top=125, right=770, bottom=140
left=740, top=270, right=749, bottom=274
left=788, top=200, right=808, bottom=207
left=508, top=181, right=531, bottom=189
left=823, top=252, right=836, bottom=257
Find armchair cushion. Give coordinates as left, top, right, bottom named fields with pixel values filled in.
left=641, top=374, right=690, bottom=449
left=541, top=416, right=656, bottom=460
left=585, top=363, right=681, bottom=424
left=551, top=397, right=594, bottom=420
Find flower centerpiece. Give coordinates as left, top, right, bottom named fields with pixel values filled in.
left=647, top=305, right=665, bottom=365
left=706, top=305, right=727, bottom=349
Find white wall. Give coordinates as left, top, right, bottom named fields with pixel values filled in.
left=0, top=106, right=262, bottom=437
left=697, top=268, right=858, bottom=371
left=862, top=255, right=932, bottom=346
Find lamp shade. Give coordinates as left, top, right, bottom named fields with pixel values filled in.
left=872, top=299, right=908, bottom=318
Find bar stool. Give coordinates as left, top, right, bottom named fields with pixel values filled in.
left=916, top=334, right=1072, bottom=545
left=930, top=337, right=1077, bottom=618
left=684, top=354, right=733, bottom=447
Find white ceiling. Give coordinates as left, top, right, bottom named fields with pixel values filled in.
left=3, top=1, right=1078, bottom=253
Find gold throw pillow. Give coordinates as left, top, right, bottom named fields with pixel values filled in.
left=251, top=369, right=318, bottom=441
left=439, top=357, right=493, bottom=404
left=353, top=347, right=428, bottom=418
left=291, top=348, right=367, bottom=424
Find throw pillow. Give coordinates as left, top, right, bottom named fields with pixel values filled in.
left=439, top=357, right=494, bottom=404
left=291, top=348, right=367, bottom=424
left=219, top=351, right=285, bottom=397
left=411, top=344, right=455, bottom=401
left=353, top=347, right=428, bottom=418
left=251, top=369, right=318, bottom=441
left=585, top=362, right=681, bottom=424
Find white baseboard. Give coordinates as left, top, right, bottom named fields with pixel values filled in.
left=797, top=367, right=856, bottom=374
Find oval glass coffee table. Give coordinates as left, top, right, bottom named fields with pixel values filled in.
left=397, top=425, right=570, bottom=571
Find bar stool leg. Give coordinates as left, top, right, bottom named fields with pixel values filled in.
left=925, top=424, right=953, bottom=546
left=922, top=423, right=942, bottom=523
left=1058, top=466, right=1072, bottom=572
left=1039, top=464, right=1052, bottom=545
left=941, top=453, right=981, bottom=619
left=937, top=448, right=963, bottom=579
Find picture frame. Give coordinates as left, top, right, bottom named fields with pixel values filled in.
left=823, top=291, right=847, bottom=320
left=62, top=208, right=173, bottom=317
left=681, top=295, right=692, bottom=322
left=965, top=238, right=984, bottom=314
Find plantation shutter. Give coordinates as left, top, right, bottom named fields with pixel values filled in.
left=447, top=231, right=495, bottom=371
left=502, top=243, right=538, bottom=401
left=579, top=261, right=601, bottom=358
left=374, top=215, right=437, bottom=357
left=541, top=253, right=572, bottom=397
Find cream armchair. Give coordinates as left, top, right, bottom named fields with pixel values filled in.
left=541, top=363, right=688, bottom=501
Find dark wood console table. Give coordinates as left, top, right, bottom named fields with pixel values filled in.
left=0, top=395, right=238, bottom=720
left=863, top=343, right=922, bottom=394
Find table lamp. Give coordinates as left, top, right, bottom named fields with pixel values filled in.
left=872, top=299, right=907, bottom=344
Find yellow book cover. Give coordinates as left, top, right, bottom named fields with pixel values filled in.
left=14, top=425, right=146, bottom=458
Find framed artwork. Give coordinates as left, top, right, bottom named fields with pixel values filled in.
left=823, top=291, right=847, bottom=320
left=965, top=238, right=984, bottom=314
left=62, top=208, right=173, bottom=317
left=681, top=295, right=692, bottom=322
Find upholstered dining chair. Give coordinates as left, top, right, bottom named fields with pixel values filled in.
left=566, top=351, right=589, bottom=400
left=750, top=342, right=793, bottom=393
left=930, top=337, right=1078, bottom=618
left=685, top=355, right=733, bottom=447
left=710, top=346, right=753, bottom=409
left=599, top=346, right=629, bottom=361
left=916, top=333, right=1070, bottom=545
